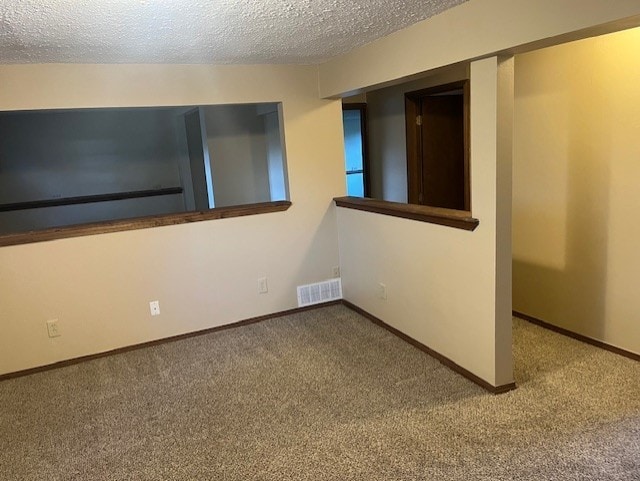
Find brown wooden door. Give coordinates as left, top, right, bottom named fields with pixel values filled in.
left=405, top=80, right=469, bottom=211
left=419, top=94, right=465, bottom=210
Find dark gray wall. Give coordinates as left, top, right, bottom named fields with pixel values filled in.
left=204, top=104, right=272, bottom=207
left=0, top=108, right=186, bottom=233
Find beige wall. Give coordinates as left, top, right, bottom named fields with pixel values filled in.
left=0, top=64, right=345, bottom=375
left=513, top=27, right=640, bottom=355
left=337, top=57, right=514, bottom=387
left=318, top=0, right=640, bottom=98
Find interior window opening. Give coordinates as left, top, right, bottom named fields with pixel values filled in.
left=0, top=103, right=290, bottom=237
left=338, top=67, right=477, bottom=231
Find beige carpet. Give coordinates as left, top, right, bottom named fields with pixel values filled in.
left=0, top=304, right=638, bottom=480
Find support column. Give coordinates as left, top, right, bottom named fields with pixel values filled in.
left=470, top=56, right=515, bottom=388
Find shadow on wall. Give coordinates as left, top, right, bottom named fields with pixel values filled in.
left=285, top=201, right=340, bottom=294
left=513, top=47, right=611, bottom=343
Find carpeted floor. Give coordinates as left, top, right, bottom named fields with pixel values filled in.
left=1, top=304, right=639, bottom=480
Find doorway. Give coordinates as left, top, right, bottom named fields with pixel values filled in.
left=405, top=80, right=469, bottom=211
left=342, top=103, right=369, bottom=197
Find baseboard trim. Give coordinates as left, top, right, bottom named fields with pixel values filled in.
left=0, top=300, right=342, bottom=382
left=343, top=300, right=517, bottom=395
left=513, top=310, right=640, bottom=362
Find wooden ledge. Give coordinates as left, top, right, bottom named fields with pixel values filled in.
left=0, top=201, right=292, bottom=247
left=334, top=196, right=479, bottom=231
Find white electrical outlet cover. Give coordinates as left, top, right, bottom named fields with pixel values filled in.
left=46, top=319, right=61, bottom=338
left=149, top=301, right=161, bottom=316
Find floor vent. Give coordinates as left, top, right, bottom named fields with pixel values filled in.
left=297, top=278, right=342, bottom=307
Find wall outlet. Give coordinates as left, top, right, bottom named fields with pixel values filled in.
left=46, top=319, right=61, bottom=338
left=258, top=277, right=268, bottom=294
left=378, top=283, right=387, bottom=300
left=332, top=266, right=341, bottom=278
left=149, top=300, right=161, bottom=316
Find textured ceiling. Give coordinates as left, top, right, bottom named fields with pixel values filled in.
left=0, top=0, right=468, bottom=64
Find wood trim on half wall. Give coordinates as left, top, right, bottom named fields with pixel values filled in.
left=334, top=196, right=479, bottom=231
left=343, top=300, right=517, bottom=395
left=0, top=201, right=292, bottom=247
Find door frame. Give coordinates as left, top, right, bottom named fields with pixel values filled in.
left=342, top=103, right=371, bottom=198
left=405, top=80, right=470, bottom=210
